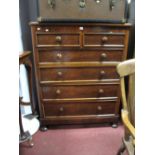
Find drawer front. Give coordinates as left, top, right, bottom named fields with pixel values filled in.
left=40, top=67, right=119, bottom=81
left=84, top=34, right=125, bottom=47
left=41, top=85, right=119, bottom=99
left=43, top=101, right=116, bottom=117
left=35, top=26, right=80, bottom=33
left=36, top=33, right=80, bottom=47
left=38, top=49, right=123, bottom=62
left=83, top=26, right=126, bottom=33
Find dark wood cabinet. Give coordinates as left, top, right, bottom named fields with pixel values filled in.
left=30, top=22, right=131, bottom=126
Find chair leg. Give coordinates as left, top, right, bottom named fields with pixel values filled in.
left=117, top=142, right=126, bottom=155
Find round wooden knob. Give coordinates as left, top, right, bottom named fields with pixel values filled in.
left=101, top=36, right=108, bottom=43
left=101, top=53, right=107, bottom=59
left=99, top=89, right=104, bottom=94
left=100, top=70, right=105, bottom=76
left=56, top=36, right=62, bottom=43
left=57, top=71, right=63, bottom=77
left=59, top=107, right=64, bottom=112
left=97, top=106, right=102, bottom=110
left=37, top=27, right=41, bottom=31
left=56, top=53, right=62, bottom=59
left=56, top=89, right=61, bottom=95
left=45, top=28, right=49, bottom=32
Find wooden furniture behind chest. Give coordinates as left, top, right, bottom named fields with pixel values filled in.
left=30, top=22, right=131, bottom=127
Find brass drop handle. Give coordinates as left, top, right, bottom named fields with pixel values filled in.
left=98, top=89, right=104, bottom=94
left=57, top=71, right=63, bottom=77
left=79, top=0, right=86, bottom=8
left=101, top=36, right=108, bottom=43
left=55, top=36, right=62, bottom=43
left=48, top=0, right=55, bottom=8
left=100, top=70, right=105, bottom=76
left=56, top=53, right=62, bottom=59
left=56, top=89, right=61, bottom=95
left=110, top=0, right=116, bottom=10
left=97, top=106, right=102, bottom=111
left=101, top=53, right=107, bottom=59
left=59, top=107, right=64, bottom=112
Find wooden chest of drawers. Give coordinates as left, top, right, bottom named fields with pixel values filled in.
left=30, top=22, right=131, bottom=127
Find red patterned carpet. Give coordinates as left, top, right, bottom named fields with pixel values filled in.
left=20, top=125, right=126, bottom=155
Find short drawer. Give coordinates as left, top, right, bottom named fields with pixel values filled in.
left=84, top=33, right=125, bottom=48
left=35, top=26, right=80, bottom=33
left=83, top=26, right=126, bottom=33
left=38, top=49, right=124, bottom=62
left=40, top=67, right=119, bottom=81
left=41, top=84, right=119, bottom=99
left=43, top=101, right=116, bottom=117
left=36, top=33, right=80, bottom=47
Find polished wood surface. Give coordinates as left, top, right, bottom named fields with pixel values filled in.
left=39, top=67, right=119, bottom=81
left=41, top=84, right=119, bottom=99
left=38, top=49, right=124, bottom=62
left=43, top=100, right=116, bottom=117
left=30, top=22, right=130, bottom=126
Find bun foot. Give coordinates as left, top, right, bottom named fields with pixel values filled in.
left=40, top=126, right=48, bottom=132
left=112, top=123, right=118, bottom=128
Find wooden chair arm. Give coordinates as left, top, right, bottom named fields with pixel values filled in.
left=122, top=110, right=135, bottom=139
left=19, top=51, right=31, bottom=59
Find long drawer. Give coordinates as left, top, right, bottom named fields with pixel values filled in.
left=38, top=49, right=124, bottom=62
left=41, top=84, right=119, bottom=99
left=43, top=100, right=117, bottom=117
left=40, top=66, right=119, bottom=81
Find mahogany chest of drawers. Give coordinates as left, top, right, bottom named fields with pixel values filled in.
left=30, top=22, right=131, bottom=127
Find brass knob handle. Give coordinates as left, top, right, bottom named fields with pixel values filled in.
left=100, top=70, right=105, bottom=76
left=97, top=106, right=102, bottom=111
left=55, top=36, right=62, bottom=43
left=101, top=36, right=108, bottom=43
left=56, top=89, right=61, bottom=95
left=59, top=107, right=64, bottom=112
left=56, top=53, right=62, bottom=59
left=57, top=71, right=63, bottom=77
left=99, top=89, right=104, bottom=94
left=101, top=53, right=107, bottom=59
